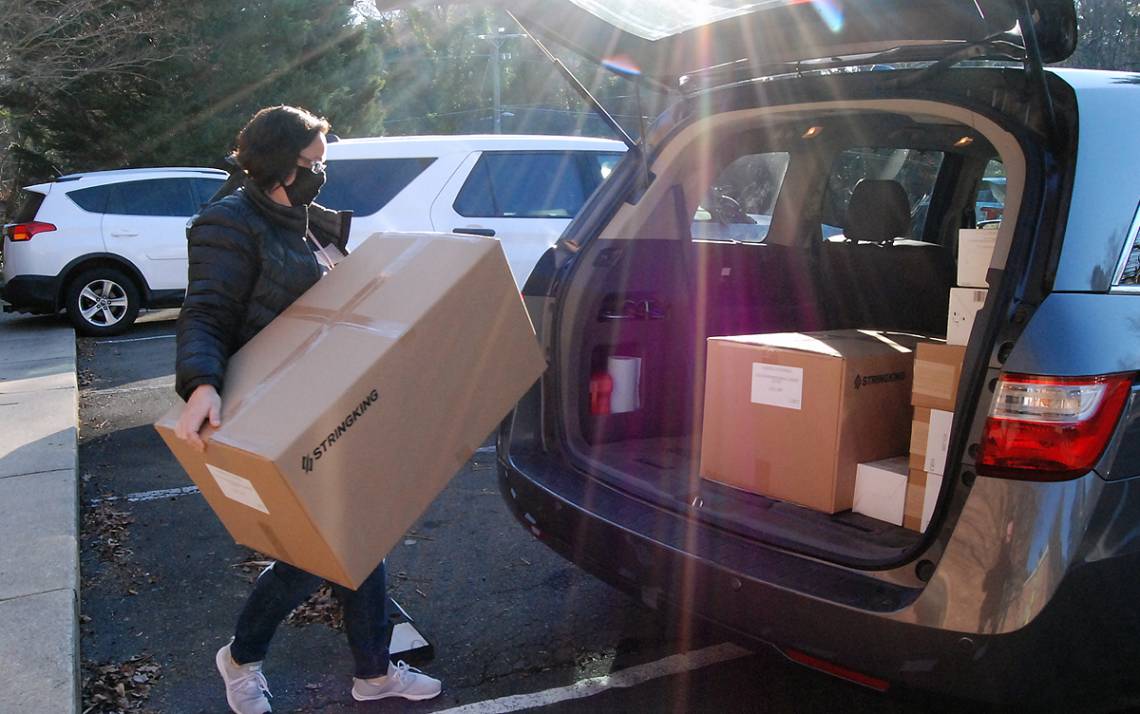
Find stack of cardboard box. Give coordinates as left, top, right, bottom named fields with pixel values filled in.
left=905, top=342, right=966, bottom=531
left=853, top=229, right=994, bottom=531
left=700, top=231, right=996, bottom=531
left=699, top=330, right=917, bottom=514
left=948, top=229, right=995, bottom=345
left=852, top=340, right=967, bottom=532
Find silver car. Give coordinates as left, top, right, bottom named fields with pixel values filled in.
left=381, top=0, right=1140, bottom=705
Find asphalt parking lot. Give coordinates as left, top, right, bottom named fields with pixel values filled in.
left=77, top=314, right=971, bottom=713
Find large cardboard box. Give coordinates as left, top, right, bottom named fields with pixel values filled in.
left=912, top=342, right=967, bottom=411
left=947, top=287, right=987, bottom=346
left=853, top=456, right=909, bottom=526
left=156, top=233, right=546, bottom=588
left=957, top=229, right=997, bottom=288
left=909, top=407, right=953, bottom=476
left=700, top=330, right=916, bottom=513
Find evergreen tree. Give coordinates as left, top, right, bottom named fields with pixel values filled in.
left=6, top=0, right=388, bottom=184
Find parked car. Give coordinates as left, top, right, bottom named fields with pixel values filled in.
left=976, top=174, right=1007, bottom=223
left=368, top=0, right=1140, bottom=706
left=2, top=167, right=226, bottom=335
left=319, top=134, right=626, bottom=287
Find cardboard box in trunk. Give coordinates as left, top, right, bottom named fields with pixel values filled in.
left=912, top=342, right=967, bottom=411
left=156, top=233, right=546, bottom=588
left=853, top=456, right=909, bottom=526
left=700, top=330, right=917, bottom=513
left=905, top=469, right=943, bottom=532
left=956, top=229, right=997, bottom=288
left=947, top=287, right=987, bottom=346
left=909, top=407, right=953, bottom=476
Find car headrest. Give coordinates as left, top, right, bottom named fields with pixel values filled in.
left=845, top=179, right=911, bottom=243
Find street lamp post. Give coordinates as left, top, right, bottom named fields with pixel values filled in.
left=477, top=27, right=526, bottom=133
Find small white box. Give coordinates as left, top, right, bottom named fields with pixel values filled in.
left=921, top=473, right=944, bottom=532
left=853, top=456, right=909, bottom=526
left=947, top=287, right=987, bottom=346
left=957, top=229, right=997, bottom=288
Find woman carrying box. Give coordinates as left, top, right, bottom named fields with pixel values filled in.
left=173, top=105, right=441, bottom=714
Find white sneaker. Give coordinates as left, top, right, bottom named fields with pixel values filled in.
left=351, top=660, right=442, bottom=702
left=215, top=641, right=272, bottom=713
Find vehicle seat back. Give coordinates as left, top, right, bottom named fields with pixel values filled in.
left=818, top=179, right=953, bottom=334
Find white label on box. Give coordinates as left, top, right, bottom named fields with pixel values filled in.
left=750, top=364, right=803, bottom=410
left=206, top=464, right=270, bottom=515
left=924, top=409, right=953, bottom=475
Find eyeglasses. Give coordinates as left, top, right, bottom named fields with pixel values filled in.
left=297, top=158, right=326, bottom=175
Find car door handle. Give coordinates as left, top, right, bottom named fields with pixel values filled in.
left=453, top=227, right=496, bottom=237
left=109, top=231, right=139, bottom=238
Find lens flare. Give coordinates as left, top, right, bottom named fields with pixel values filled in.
left=792, top=0, right=845, bottom=33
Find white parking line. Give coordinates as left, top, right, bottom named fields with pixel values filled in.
left=87, top=448, right=493, bottom=508
left=89, top=485, right=200, bottom=506
left=430, top=642, right=751, bottom=714
left=86, top=378, right=176, bottom=398
left=94, top=334, right=176, bottom=344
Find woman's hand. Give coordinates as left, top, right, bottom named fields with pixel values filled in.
left=175, top=384, right=222, bottom=452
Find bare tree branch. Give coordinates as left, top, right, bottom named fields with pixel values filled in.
left=0, top=0, right=179, bottom=99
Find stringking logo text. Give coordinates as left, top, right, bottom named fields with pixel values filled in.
left=853, top=371, right=907, bottom=390
left=301, top=388, right=380, bottom=473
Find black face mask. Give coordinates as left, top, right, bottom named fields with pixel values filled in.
left=284, top=169, right=326, bottom=206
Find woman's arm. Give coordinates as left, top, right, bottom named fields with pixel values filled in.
left=174, top=206, right=258, bottom=447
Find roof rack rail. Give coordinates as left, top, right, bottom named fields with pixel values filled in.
left=54, top=167, right=227, bottom=182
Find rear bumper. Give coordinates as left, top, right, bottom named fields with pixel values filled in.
left=1, top=275, right=59, bottom=314
left=497, top=453, right=1140, bottom=706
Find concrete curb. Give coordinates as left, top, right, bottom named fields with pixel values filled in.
left=0, top=311, right=79, bottom=713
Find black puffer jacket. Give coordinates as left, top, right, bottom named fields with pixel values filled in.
left=175, top=184, right=350, bottom=401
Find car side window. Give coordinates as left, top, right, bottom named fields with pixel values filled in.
left=67, top=185, right=116, bottom=214
left=1116, top=204, right=1140, bottom=286
left=454, top=151, right=587, bottom=219
left=105, top=178, right=199, bottom=217
left=821, top=148, right=944, bottom=242
left=582, top=152, right=625, bottom=193
left=692, top=152, right=790, bottom=243
left=191, top=178, right=226, bottom=208
left=974, top=159, right=1006, bottom=227
left=320, top=158, right=436, bottom=217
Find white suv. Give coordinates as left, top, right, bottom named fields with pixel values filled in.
left=321, top=134, right=627, bottom=288
left=2, top=167, right=226, bottom=335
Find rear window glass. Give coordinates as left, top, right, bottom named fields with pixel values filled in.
left=8, top=189, right=46, bottom=223
left=191, top=178, right=227, bottom=208
left=320, top=158, right=435, bottom=217
left=1117, top=204, right=1140, bottom=286
left=454, top=151, right=589, bottom=219
left=974, top=159, right=1006, bottom=226
left=693, top=152, right=790, bottom=243
left=105, top=178, right=199, bottom=217
left=584, top=152, right=625, bottom=190
left=67, top=185, right=115, bottom=214
left=822, top=148, right=945, bottom=242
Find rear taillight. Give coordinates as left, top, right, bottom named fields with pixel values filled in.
left=978, top=373, right=1134, bottom=481
left=5, top=221, right=57, bottom=242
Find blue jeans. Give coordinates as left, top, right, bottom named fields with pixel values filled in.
left=229, top=560, right=392, bottom=679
